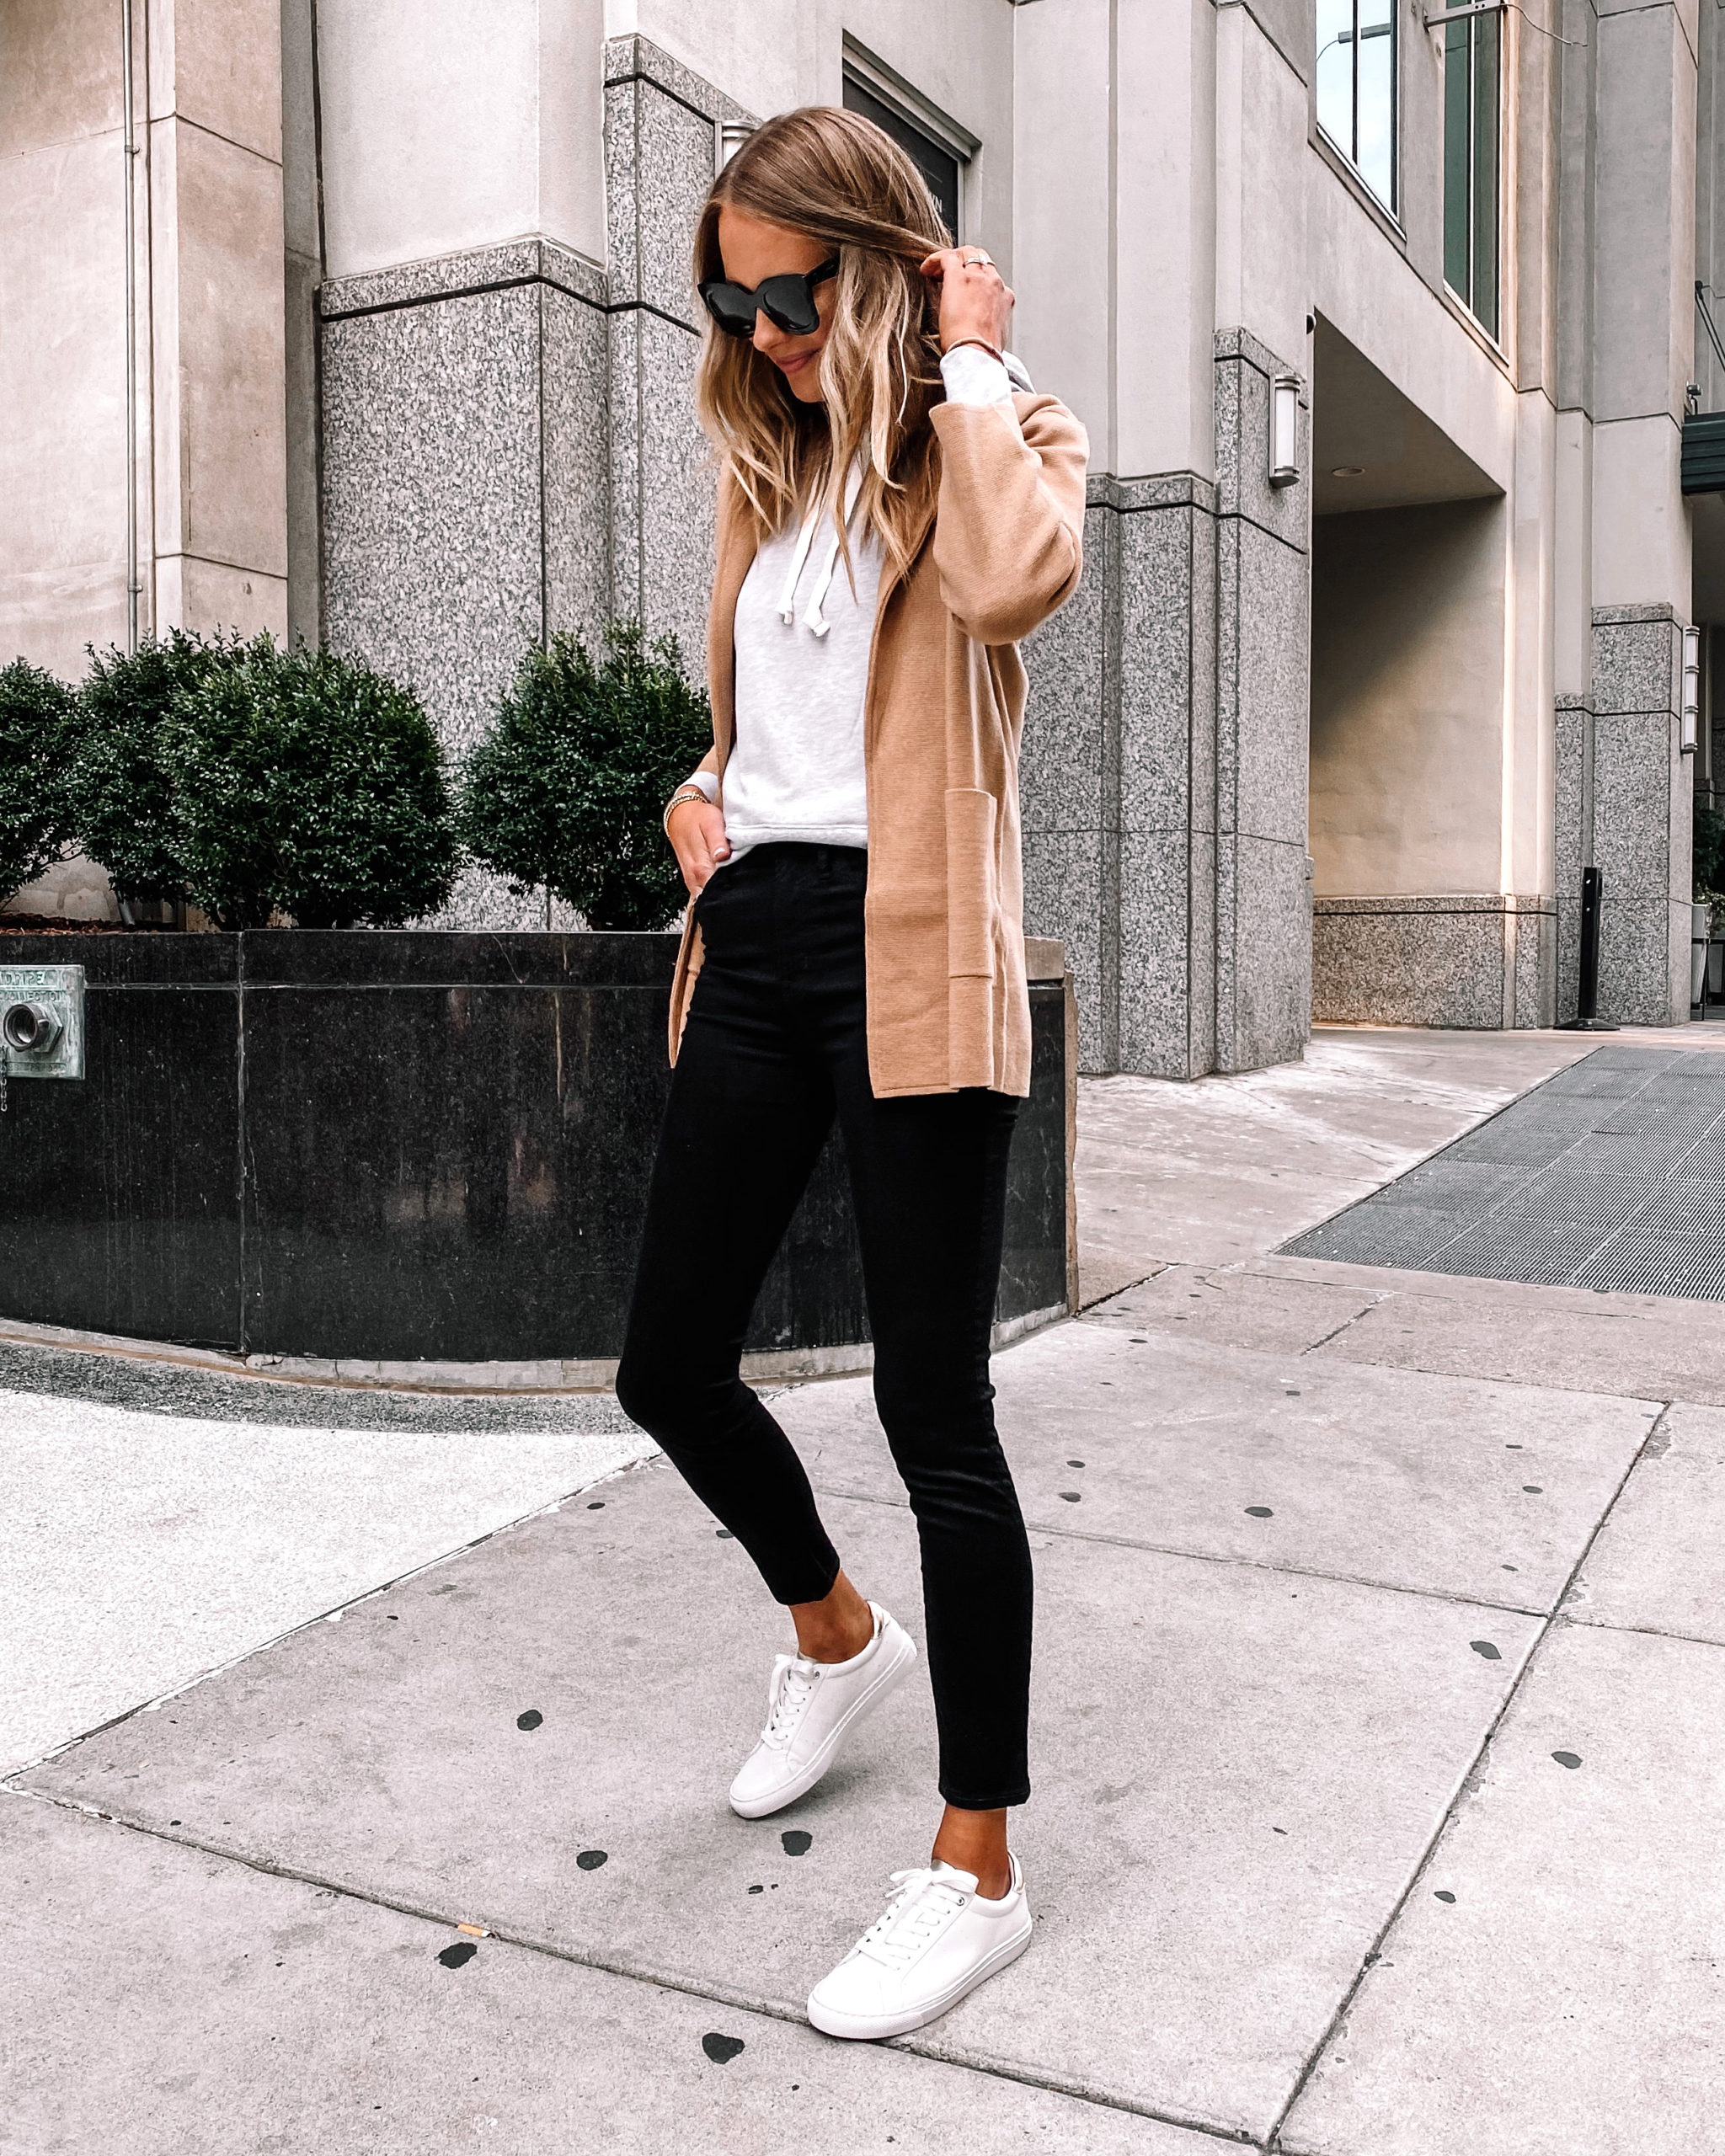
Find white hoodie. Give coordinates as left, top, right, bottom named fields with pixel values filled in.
left=685, top=346, right=1033, bottom=862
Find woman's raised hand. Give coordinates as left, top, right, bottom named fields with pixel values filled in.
left=667, top=795, right=732, bottom=895
left=918, top=246, right=1015, bottom=357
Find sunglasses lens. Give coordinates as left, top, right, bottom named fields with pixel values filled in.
left=701, top=284, right=757, bottom=337
left=759, top=277, right=819, bottom=336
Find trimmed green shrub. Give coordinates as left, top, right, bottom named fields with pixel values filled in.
left=69, top=629, right=245, bottom=905
left=462, top=622, right=713, bottom=931
left=161, top=638, right=462, bottom=931
left=0, top=659, right=78, bottom=903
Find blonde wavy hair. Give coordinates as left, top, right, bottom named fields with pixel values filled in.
left=692, top=106, right=951, bottom=582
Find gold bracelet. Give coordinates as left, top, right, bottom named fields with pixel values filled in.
left=943, top=335, right=1005, bottom=364
left=663, top=787, right=710, bottom=840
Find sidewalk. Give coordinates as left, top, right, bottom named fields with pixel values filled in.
left=7, top=1027, right=1722, bottom=2153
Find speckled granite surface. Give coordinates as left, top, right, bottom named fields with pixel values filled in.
left=1213, top=330, right=1310, bottom=1074
left=1588, top=606, right=1686, bottom=1022
left=319, top=237, right=606, bottom=322
left=323, top=283, right=547, bottom=759
left=1213, top=328, right=1308, bottom=554
left=1117, top=498, right=1215, bottom=1077
left=1023, top=495, right=1115, bottom=1069
left=1033, top=397, right=1311, bottom=1086
left=1313, top=895, right=1559, bottom=1029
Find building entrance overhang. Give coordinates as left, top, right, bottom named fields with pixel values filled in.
left=1311, top=317, right=1503, bottom=516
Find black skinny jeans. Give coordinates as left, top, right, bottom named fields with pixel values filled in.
left=616, top=842, right=1033, bottom=1809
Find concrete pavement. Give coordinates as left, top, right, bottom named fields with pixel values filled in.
left=6, top=1025, right=1723, bottom=2152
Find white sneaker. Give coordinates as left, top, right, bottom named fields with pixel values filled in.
left=728, top=1603, right=916, bottom=1821
left=807, top=1854, right=1033, bottom=2040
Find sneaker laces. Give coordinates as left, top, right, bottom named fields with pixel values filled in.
left=759, top=1652, right=820, bottom=1752
left=854, top=1867, right=969, bottom=1970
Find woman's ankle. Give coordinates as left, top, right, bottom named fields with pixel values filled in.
left=798, top=1620, right=875, bottom=1663
left=932, top=1804, right=1012, bottom=1898
left=789, top=1570, right=875, bottom=1662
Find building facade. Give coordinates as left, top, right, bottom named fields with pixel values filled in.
left=5, top=0, right=1724, bottom=1067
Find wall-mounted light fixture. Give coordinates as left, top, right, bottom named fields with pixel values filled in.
left=1269, top=375, right=1300, bottom=488
left=1683, top=626, right=1701, bottom=754
left=717, top=122, right=753, bottom=174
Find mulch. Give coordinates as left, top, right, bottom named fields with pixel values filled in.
left=0, top=915, right=173, bottom=935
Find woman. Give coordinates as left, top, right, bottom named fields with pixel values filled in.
left=615, top=105, right=1086, bottom=2041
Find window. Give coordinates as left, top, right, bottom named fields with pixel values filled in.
left=1316, top=0, right=1397, bottom=211
left=1444, top=9, right=1500, bottom=337
left=841, top=73, right=962, bottom=237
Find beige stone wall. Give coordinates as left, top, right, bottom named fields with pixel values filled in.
left=1310, top=499, right=1510, bottom=899
left=0, top=0, right=289, bottom=679
left=0, top=0, right=133, bottom=684
left=2, top=0, right=291, bottom=919
left=147, top=17, right=290, bottom=643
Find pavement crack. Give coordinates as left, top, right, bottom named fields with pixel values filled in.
left=810, top=1482, right=1551, bottom=1618
left=1299, top=1292, right=1391, bottom=1356
left=1263, top=1396, right=1678, bottom=2152
left=1560, top=1611, right=1722, bottom=1651
left=1284, top=1324, right=1682, bottom=1403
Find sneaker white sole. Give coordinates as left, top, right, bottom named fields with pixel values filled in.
left=806, top=1908, right=1033, bottom=2040
left=728, top=1625, right=917, bottom=1821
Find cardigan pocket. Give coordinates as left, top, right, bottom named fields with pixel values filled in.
left=945, top=787, right=1000, bottom=978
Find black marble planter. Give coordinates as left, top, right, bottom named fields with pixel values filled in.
left=0, top=931, right=1076, bottom=1370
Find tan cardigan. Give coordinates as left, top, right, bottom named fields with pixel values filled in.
left=669, top=392, right=1089, bottom=1098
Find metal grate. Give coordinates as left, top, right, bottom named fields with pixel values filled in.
left=1280, top=1046, right=1725, bottom=1300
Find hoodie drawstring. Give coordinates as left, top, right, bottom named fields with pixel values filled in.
left=788, top=466, right=865, bottom=640
left=775, top=505, right=820, bottom=626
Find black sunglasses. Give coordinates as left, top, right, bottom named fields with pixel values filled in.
left=698, top=256, right=840, bottom=339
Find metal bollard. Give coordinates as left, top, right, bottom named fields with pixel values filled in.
left=1561, top=867, right=1617, bottom=1031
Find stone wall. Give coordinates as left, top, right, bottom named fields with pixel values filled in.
left=1213, top=330, right=1312, bottom=1073
left=1022, top=331, right=1311, bottom=1078
left=1590, top=606, right=1691, bottom=1026
left=1552, top=609, right=1691, bottom=1027
left=602, top=37, right=754, bottom=671
left=1314, top=897, right=1557, bottom=1028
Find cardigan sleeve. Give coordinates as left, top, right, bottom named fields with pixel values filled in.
left=927, top=394, right=1088, bottom=646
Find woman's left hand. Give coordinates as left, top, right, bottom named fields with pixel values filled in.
left=919, top=246, right=1015, bottom=356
